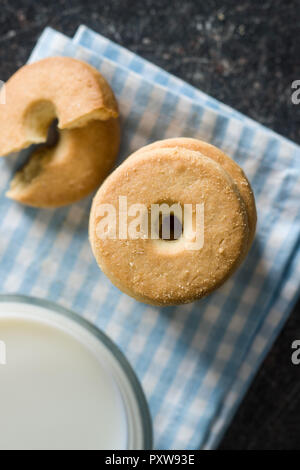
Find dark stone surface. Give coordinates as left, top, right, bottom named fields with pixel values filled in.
left=0, top=0, right=299, bottom=449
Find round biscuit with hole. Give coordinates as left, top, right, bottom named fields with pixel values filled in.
left=0, top=57, right=120, bottom=208
left=89, top=146, right=252, bottom=306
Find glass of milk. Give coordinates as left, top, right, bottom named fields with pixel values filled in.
left=0, top=295, right=152, bottom=450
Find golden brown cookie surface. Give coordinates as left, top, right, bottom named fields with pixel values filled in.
left=90, top=146, right=252, bottom=306
left=131, top=137, right=257, bottom=247
left=7, top=119, right=120, bottom=208
left=0, top=57, right=120, bottom=208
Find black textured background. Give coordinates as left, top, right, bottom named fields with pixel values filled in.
left=0, top=0, right=300, bottom=450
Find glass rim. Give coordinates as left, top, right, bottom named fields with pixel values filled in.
left=0, top=293, right=153, bottom=450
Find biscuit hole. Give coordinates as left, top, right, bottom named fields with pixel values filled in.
left=24, top=100, right=57, bottom=143
left=46, top=119, right=60, bottom=147
left=10, top=119, right=60, bottom=188
left=159, top=213, right=183, bottom=241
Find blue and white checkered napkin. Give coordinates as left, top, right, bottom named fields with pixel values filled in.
left=1, top=25, right=299, bottom=449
